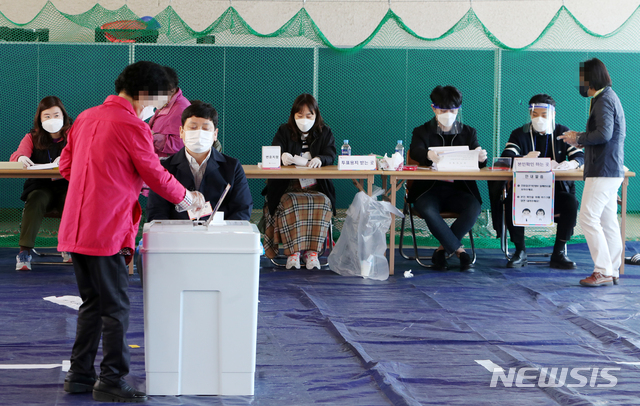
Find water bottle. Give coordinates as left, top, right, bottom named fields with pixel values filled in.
left=395, top=140, right=404, bottom=159
left=341, top=140, right=351, bottom=156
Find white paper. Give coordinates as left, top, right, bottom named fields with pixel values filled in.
left=188, top=201, right=213, bottom=220
left=27, top=162, right=59, bottom=170
left=513, top=157, right=551, bottom=172
left=299, top=178, right=317, bottom=188
left=432, top=149, right=479, bottom=172
left=292, top=155, right=309, bottom=166
left=404, top=270, right=414, bottom=278
left=429, top=145, right=468, bottom=154
left=43, top=295, right=82, bottom=310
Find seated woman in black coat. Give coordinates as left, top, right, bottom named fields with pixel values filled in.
left=262, top=94, right=336, bottom=270
left=408, top=86, right=488, bottom=271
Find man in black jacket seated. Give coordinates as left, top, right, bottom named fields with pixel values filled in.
left=408, top=85, right=488, bottom=271
left=495, top=94, right=584, bottom=269
left=147, top=101, right=252, bottom=222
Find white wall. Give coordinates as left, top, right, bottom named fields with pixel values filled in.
left=1, top=0, right=639, bottom=47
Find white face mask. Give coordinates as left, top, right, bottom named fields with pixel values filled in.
left=184, top=130, right=214, bottom=154
left=139, top=106, right=156, bottom=121
left=437, top=112, right=457, bottom=128
left=42, top=118, right=64, bottom=134
left=531, top=116, right=549, bottom=133
left=295, top=118, right=315, bottom=133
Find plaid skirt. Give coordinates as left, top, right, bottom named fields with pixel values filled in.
left=263, top=191, right=332, bottom=259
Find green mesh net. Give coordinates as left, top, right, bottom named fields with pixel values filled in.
left=0, top=2, right=638, bottom=251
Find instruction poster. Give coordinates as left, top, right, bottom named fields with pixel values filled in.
left=512, top=172, right=555, bottom=226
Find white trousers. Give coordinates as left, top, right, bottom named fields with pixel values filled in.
left=579, top=177, right=624, bottom=277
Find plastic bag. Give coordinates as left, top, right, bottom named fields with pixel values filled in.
left=328, top=188, right=404, bottom=280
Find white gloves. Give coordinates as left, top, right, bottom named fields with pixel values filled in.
left=555, top=160, right=580, bottom=171
left=53, top=156, right=61, bottom=165
left=18, top=156, right=34, bottom=168
left=301, top=152, right=312, bottom=160
left=427, top=150, right=440, bottom=164
left=525, top=151, right=541, bottom=158
left=475, top=146, right=487, bottom=162
left=308, top=157, right=322, bottom=168
left=281, top=152, right=295, bottom=166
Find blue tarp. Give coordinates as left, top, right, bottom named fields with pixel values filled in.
left=1, top=243, right=640, bottom=405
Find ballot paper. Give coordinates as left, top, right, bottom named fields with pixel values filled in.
left=429, top=146, right=479, bottom=172
left=188, top=201, right=213, bottom=220
left=27, top=162, right=59, bottom=170
left=43, top=295, right=82, bottom=310
left=292, top=155, right=309, bottom=166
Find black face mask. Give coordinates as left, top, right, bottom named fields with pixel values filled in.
left=579, top=85, right=590, bottom=97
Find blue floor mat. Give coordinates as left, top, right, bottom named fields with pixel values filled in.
left=1, top=243, right=640, bottom=405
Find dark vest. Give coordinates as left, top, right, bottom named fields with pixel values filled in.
left=20, top=135, right=69, bottom=201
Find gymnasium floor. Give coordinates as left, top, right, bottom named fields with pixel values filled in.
left=1, top=244, right=640, bottom=405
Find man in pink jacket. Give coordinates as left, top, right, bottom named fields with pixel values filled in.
left=59, top=61, right=204, bottom=403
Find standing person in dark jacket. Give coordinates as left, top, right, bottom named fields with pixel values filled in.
left=498, top=94, right=584, bottom=269
left=408, top=85, right=488, bottom=271
left=560, top=58, right=626, bottom=287
left=10, top=96, right=72, bottom=271
left=262, top=93, right=336, bottom=270
left=147, top=101, right=252, bottom=221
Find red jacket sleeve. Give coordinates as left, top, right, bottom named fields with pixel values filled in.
left=10, top=134, right=34, bottom=161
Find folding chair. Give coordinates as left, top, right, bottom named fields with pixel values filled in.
left=269, top=218, right=334, bottom=268
left=499, top=182, right=566, bottom=263
left=398, top=152, right=476, bottom=268
left=30, top=208, right=72, bottom=265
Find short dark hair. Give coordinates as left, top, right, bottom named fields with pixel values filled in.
left=181, top=100, right=218, bottom=128
left=430, top=86, right=462, bottom=109
left=529, top=94, right=555, bottom=107
left=580, top=58, right=612, bottom=90
left=287, top=93, right=324, bottom=141
left=163, top=66, right=179, bottom=90
left=114, top=61, right=171, bottom=99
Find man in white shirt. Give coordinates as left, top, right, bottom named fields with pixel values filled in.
left=147, top=101, right=252, bottom=221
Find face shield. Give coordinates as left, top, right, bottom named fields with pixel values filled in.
left=528, top=103, right=555, bottom=135
left=433, top=104, right=463, bottom=133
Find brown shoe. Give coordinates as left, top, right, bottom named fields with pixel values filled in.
left=579, top=272, right=613, bottom=287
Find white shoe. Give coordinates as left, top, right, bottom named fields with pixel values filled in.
left=61, top=252, right=72, bottom=263
left=16, top=251, right=32, bottom=271
left=286, top=252, right=301, bottom=269
left=304, top=251, right=321, bottom=270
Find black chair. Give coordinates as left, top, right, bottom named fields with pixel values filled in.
left=398, top=152, right=476, bottom=268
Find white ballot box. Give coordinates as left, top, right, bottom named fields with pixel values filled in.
left=141, top=220, right=261, bottom=396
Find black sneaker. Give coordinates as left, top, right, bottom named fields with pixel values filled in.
left=431, top=249, right=448, bottom=270
left=92, top=379, right=147, bottom=403
left=458, top=251, right=474, bottom=272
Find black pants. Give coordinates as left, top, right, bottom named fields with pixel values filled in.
left=69, top=253, right=130, bottom=384
left=412, top=183, right=482, bottom=255
left=505, top=189, right=578, bottom=247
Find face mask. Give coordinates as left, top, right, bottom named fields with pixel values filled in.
left=579, top=84, right=589, bottom=98
left=531, top=117, right=549, bottom=133
left=139, top=105, right=156, bottom=121
left=296, top=118, right=315, bottom=133
left=184, top=129, right=214, bottom=153
left=437, top=112, right=457, bottom=128
left=42, top=118, right=64, bottom=134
